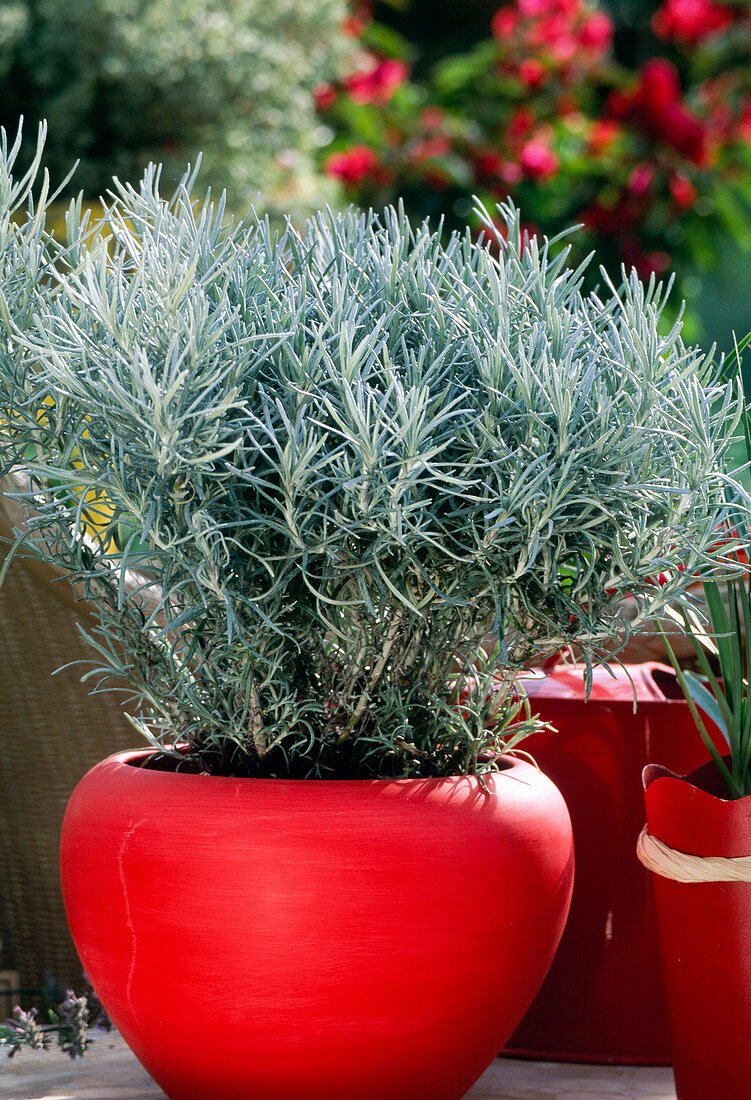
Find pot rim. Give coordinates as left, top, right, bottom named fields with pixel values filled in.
left=642, top=754, right=751, bottom=859
left=642, top=756, right=739, bottom=801
left=100, top=745, right=525, bottom=789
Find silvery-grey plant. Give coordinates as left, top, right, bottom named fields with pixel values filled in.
left=0, top=125, right=741, bottom=779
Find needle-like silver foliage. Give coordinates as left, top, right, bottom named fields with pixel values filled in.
left=0, top=125, right=741, bottom=777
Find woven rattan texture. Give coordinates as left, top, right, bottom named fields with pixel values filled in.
left=0, top=508, right=136, bottom=997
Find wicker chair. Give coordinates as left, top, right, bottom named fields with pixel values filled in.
left=0, top=491, right=136, bottom=998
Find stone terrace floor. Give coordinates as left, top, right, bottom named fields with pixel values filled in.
left=0, top=1034, right=677, bottom=1100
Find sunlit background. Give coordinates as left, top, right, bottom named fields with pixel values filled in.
left=2, top=0, right=750, bottom=348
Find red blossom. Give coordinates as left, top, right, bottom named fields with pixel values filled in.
left=661, top=104, right=710, bottom=164
left=409, top=134, right=452, bottom=164
left=639, top=57, right=683, bottom=113
left=313, top=84, right=337, bottom=111
left=669, top=172, right=698, bottom=208
left=491, top=0, right=611, bottom=82
left=341, top=3, right=373, bottom=37
left=652, top=0, right=735, bottom=46
left=611, top=59, right=710, bottom=166
left=520, top=138, right=559, bottom=179
left=343, top=57, right=409, bottom=106
left=507, top=106, right=536, bottom=144
left=738, top=98, right=751, bottom=143
left=628, top=162, right=656, bottom=198
left=501, top=161, right=524, bottom=185
left=474, top=149, right=521, bottom=186
left=588, top=119, right=621, bottom=153
left=519, top=0, right=581, bottom=16
left=518, top=0, right=559, bottom=17
left=530, top=15, right=580, bottom=63
left=491, top=6, right=518, bottom=38
left=325, top=146, right=379, bottom=187
left=473, top=149, right=505, bottom=181
left=579, top=11, right=614, bottom=51
left=518, top=57, right=547, bottom=89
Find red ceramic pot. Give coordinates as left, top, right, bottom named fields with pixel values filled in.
left=643, top=759, right=751, bottom=1100
left=60, top=750, right=573, bottom=1100
left=505, top=662, right=723, bottom=1065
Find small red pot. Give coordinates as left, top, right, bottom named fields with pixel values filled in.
left=60, top=750, right=573, bottom=1100
left=643, top=758, right=751, bottom=1100
left=505, top=662, right=723, bottom=1065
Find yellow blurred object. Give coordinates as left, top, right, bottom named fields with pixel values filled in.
left=35, top=394, right=118, bottom=554
left=74, top=483, right=117, bottom=553
left=45, top=199, right=107, bottom=243
left=9, top=202, right=126, bottom=557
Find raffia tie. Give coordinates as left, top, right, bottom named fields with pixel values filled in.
left=637, top=826, right=751, bottom=884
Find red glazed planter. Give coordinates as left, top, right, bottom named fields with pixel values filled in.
left=643, top=759, right=751, bottom=1100
left=505, top=662, right=723, bottom=1065
left=60, top=750, right=573, bottom=1100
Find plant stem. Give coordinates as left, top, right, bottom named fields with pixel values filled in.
left=338, top=608, right=405, bottom=742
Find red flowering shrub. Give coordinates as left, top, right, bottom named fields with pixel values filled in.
left=652, top=0, right=735, bottom=46
left=519, top=138, right=560, bottom=179
left=608, top=58, right=710, bottom=166
left=343, top=57, right=409, bottom=105
left=324, top=145, right=381, bottom=186
left=316, top=0, right=751, bottom=339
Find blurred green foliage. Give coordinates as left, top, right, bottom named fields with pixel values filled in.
left=0, top=0, right=348, bottom=217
